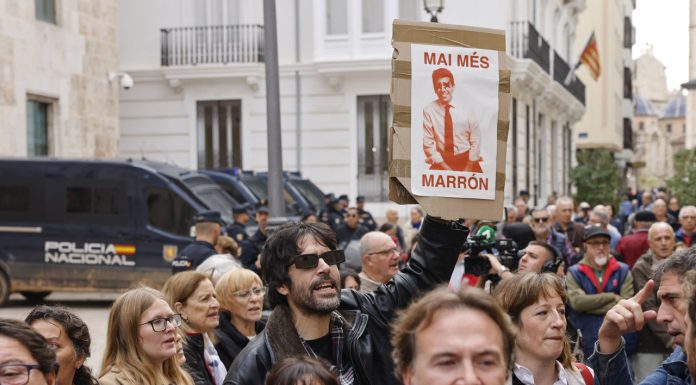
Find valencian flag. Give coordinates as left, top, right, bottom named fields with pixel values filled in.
left=564, top=32, right=600, bottom=85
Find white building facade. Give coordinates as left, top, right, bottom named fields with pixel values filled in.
left=118, top=0, right=585, bottom=208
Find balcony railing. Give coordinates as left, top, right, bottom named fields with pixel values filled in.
left=554, top=51, right=585, bottom=105
left=510, top=21, right=550, bottom=74
left=160, top=25, right=264, bottom=66
left=510, top=21, right=584, bottom=105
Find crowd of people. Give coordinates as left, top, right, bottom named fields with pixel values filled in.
left=4, top=188, right=696, bottom=385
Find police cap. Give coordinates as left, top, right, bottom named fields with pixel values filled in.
left=193, top=210, right=222, bottom=224
left=232, top=203, right=250, bottom=215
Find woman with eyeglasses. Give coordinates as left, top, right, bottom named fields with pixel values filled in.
left=99, top=287, right=192, bottom=385
left=214, top=268, right=267, bottom=368
left=493, top=273, right=594, bottom=385
left=0, top=318, right=56, bottom=385
left=162, top=271, right=225, bottom=385
left=26, top=305, right=98, bottom=385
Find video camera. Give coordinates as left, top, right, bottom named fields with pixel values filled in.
left=462, top=234, right=520, bottom=276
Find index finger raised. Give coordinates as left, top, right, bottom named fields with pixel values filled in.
left=632, top=279, right=655, bottom=305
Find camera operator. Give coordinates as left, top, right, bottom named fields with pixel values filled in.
left=482, top=241, right=564, bottom=280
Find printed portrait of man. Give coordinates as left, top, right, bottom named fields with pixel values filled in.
left=422, top=67, right=482, bottom=173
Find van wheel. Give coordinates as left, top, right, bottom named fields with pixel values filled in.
left=20, top=291, right=51, bottom=303
left=0, top=274, right=9, bottom=306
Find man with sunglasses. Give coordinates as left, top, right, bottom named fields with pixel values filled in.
left=529, top=208, right=575, bottom=267
left=566, top=226, right=636, bottom=360
left=223, top=216, right=468, bottom=385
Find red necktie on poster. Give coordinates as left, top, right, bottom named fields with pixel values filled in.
left=444, top=104, right=454, bottom=158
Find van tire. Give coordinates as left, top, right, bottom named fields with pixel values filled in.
left=20, top=291, right=51, bottom=303
left=0, top=274, right=9, bottom=306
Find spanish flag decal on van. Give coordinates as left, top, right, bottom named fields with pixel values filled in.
left=114, top=244, right=136, bottom=255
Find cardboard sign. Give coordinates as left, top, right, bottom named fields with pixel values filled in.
left=389, top=20, right=511, bottom=220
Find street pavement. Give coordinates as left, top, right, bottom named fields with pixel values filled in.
left=0, top=292, right=118, bottom=374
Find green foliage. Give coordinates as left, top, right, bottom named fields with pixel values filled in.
left=570, top=148, right=621, bottom=207
left=667, top=148, right=696, bottom=204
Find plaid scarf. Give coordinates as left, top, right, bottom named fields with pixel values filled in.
left=300, top=312, right=355, bottom=385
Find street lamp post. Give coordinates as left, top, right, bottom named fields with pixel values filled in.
left=423, top=0, right=444, bottom=23
left=263, top=0, right=285, bottom=217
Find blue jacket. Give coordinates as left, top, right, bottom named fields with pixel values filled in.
left=587, top=339, right=689, bottom=385
left=567, top=258, right=636, bottom=359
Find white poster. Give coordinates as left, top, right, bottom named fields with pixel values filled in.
left=410, top=44, right=499, bottom=200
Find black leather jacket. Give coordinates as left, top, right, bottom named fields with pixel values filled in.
left=214, top=311, right=266, bottom=368
left=183, top=333, right=215, bottom=385
left=222, top=216, right=468, bottom=385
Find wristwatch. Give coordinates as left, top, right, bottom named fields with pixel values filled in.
left=497, top=265, right=509, bottom=276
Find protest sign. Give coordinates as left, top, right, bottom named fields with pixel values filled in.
left=389, top=20, right=510, bottom=220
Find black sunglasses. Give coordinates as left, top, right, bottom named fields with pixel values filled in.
left=288, top=250, right=345, bottom=269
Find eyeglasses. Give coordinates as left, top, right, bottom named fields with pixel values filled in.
left=368, top=247, right=399, bottom=256
left=0, top=364, right=42, bottom=385
left=140, top=314, right=183, bottom=332
left=532, top=217, right=550, bottom=223
left=288, top=250, right=345, bottom=269
left=232, top=286, right=267, bottom=300
left=586, top=240, right=610, bottom=247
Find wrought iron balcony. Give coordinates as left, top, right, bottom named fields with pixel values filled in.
left=553, top=51, right=585, bottom=105
left=509, top=21, right=550, bottom=74
left=160, top=25, right=264, bottom=66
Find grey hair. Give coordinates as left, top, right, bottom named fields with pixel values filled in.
left=647, top=222, right=674, bottom=241
left=679, top=205, right=696, bottom=218
left=653, top=247, right=696, bottom=284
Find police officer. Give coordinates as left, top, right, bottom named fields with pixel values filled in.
left=227, top=203, right=251, bottom=244
left=356, top=195, right=377, bottom=231
left=337, top=194, right=349, bottom=215
left=320, top=197, right=344, bottom=231
left=172, top=211, right=222, bottom=274
left=242, top=206, right=269, bottom=274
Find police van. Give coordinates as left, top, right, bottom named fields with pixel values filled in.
left=0, top=159, right=237, bottom=304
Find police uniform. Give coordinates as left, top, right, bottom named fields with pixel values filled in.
left=356, top=195, right=376, bottom=231
left=227, top=222, right=249, bottom=243
left=320, top=199, right=344, bottom=231
left=172, top=211, right=221, bottom=274
left=227, top=203, right=251, bottom=243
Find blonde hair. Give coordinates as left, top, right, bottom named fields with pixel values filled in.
left=100, top=287, right=192, bottom=385
left=493, top=273, right=574, bottom=368
left=216, top=235, right=241, bottom=257
left=161, top=271, right=212, bottom=334
left=215, top=269, right=263, bottom=311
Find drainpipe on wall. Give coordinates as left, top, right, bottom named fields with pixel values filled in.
left=295, top=0, right=302, bottom=173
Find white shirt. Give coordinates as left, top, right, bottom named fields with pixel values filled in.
left=422, top=100, right=481, bottom=165
left=507, top=361, right=589, bottom=385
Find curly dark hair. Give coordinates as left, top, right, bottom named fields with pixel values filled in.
left=0, top=318, right=56, bottom=376
left=264, top=356, right=338, bottom=385
left=25, top=305, right=99, bottom=385
left=260, top=221, right=337, bottom=308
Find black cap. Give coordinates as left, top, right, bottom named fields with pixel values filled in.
left=338, top=194, right=349, bottom=201
left=356, top=195, right=365, bottom=203
left=584, top=226, right=611, bottom=242
left=519, top=190, right=530, bottom=196
left=232, top=203, right=250, bottom=215
left=256, top=206, right=269, bottom=214
left=193, top=211, right=222, bottom=224
left=634, top=210, right=656, bottom=222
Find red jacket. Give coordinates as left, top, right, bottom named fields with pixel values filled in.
left=616, top=229, right=649, bottom=268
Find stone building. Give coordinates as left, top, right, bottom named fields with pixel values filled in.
left=574, top=0, right=636, bottom=183
left=0, top=0, right=120, bottom=158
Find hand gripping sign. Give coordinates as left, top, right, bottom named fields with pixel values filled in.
left=389, top=20, right=511, bottom=220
